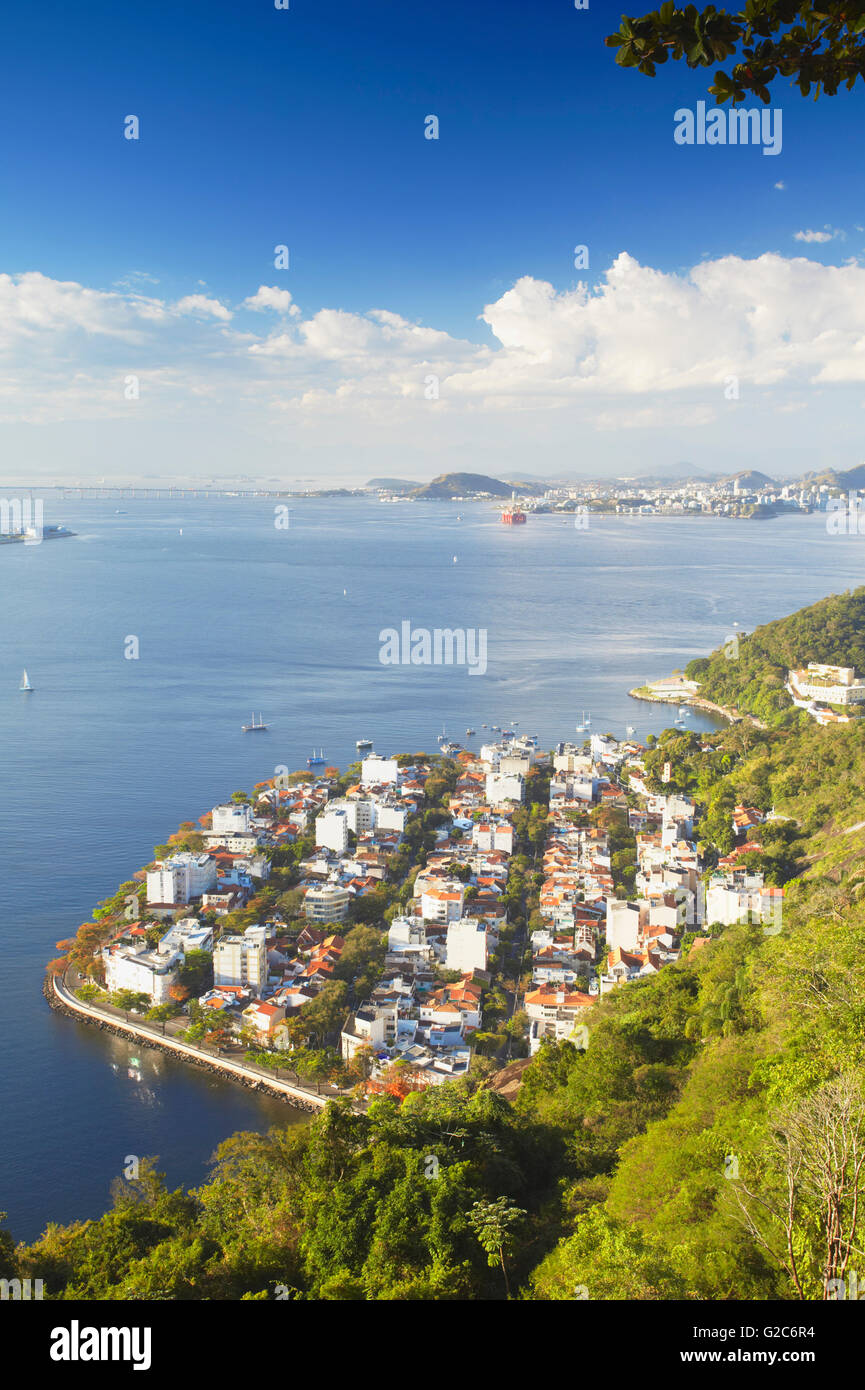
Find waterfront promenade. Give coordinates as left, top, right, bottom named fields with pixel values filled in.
left=50, top=973, right=357, bottom=1113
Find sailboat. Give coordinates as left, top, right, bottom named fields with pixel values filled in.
left=20, top=669, right=33, bottom=692
left=242, top=712, right=268, bottom=732
left=576, top=711, right=586, bottom=733
left=307, top=748, right=326, bottom=769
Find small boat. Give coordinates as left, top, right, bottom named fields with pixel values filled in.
left=307, top=749, right=326, bottom=768
left=453, top=555, right=458, bottom=563
left=491, top=725, right=501, bottom=732
left=481, top=723, right=488, bottom=728
left=242, top=713, right=268, bottom=732
left=356, top=738, right=373, bottom=750
left=576, top=710, right=586, bottom=733
left=466, top=728, right=475, bottom=736
left=626, top=725, right=636, bottom=736
left=20, top=669, right=33, bottom=692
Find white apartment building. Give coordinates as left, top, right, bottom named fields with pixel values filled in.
left=485, top=772, right=524, bottom=806
left=525, top=984, right=594, bottom=1054
left=420, top=883, right=465, bottom=923
left=211, top=803, right=252, bottom=836
left=376, top=802, right=408, bottom=832
left=606, top=898, right=643, bottom=952
left=103, top=942, right=180, bottom=1004
left=330, top=797, right=375, bottom=833
left=303, top=882, right=351, bottom=923
left=788, top=663, right=865, bottom=706
left=213, top=925, right=268, bottom=996
left=388, top=915, right=427, bottom=951
left=500, top=753, right=531, bottom=776
left=361, top=754, right=399, bottom=786
left=472, top=820, right=514, bottom=855
left=445, top=917, right=488, bottom=973
left=706, top=873, right=782, bottom=928
left=341, top=1000, right=399, bottom=1062
left=157, top=918, right=213, bottom=956
left=146, top=853, right=217, bottom=906
left=316, top=807, right=349, bottom=853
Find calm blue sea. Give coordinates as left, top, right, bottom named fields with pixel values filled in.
left=1, top=496, right=862, bottom=1240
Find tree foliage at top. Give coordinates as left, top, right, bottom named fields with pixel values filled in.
left=606, top=1, right=865, bottom=103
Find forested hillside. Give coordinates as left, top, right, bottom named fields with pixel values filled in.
left=685, top=586, right=865, bottom=725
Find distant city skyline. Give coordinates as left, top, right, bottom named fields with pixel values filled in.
left=2, top=0, right=865, bottom=484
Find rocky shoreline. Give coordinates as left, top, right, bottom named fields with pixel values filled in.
left=43, top=973, right=323, bottom=1114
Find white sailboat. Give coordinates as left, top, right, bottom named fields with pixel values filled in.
left=20, top=669, right=33, bottom=692
left=242, top=712, right=268, bottom=732
left=576, top=710, right=586, bottom=733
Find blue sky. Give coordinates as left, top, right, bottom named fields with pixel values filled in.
left=2, top=0, right=864, bottom=484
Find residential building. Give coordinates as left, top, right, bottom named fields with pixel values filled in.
left=316, top=807, right=349, bottom=853
left=211, top=803, right=252, bottom=836
left=103, top=942, right=180, bottom=1004
left=361, top=754, right=399, bottom=786
left=445, top=917, right=488, bottom=972
left=146, top=853, right=217, bottom=907
left=303, top=882, right=351, bottom=923
left=213, top=925, right=268, bottom=996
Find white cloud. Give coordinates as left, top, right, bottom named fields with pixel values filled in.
left=793, top=226, right=841, bottom=243
left=8, top=252, right=865, bottom=444
left=774, top=181, right=785, bottom=190
left=241, top=285, right=301, bottom=316
left=174, top=294, right=232, bottom=321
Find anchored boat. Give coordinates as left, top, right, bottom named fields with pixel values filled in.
left=242, top=713, right=268, bottom=732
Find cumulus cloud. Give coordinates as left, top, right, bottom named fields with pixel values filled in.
left=241, top=285, right=301, bottom=316
left=7, top=252, right=865, bottom=433
left=174, top=294, right=232, bottom=321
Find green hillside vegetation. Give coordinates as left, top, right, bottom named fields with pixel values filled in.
left=410, top=472, right=544, bottom=499
left=685, top=586, right=865, bottom=726
left=9, top=591, right=865, bottom=1300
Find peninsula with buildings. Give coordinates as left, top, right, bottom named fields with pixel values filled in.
left=25, top=584, right=865, bottom=1300
left=47, top=722, right=786, bottom=1098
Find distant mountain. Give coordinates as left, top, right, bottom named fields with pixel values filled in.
left=719, top=469, right=776, bottom=488
left=798, top=464, right=865, bottom=491
left=365, top=477, right=420, bottom=492
left=410, top=472, right=545, bottom=499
